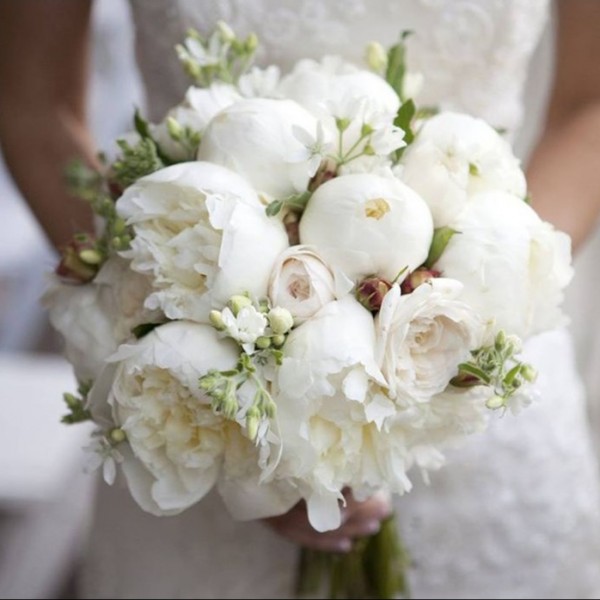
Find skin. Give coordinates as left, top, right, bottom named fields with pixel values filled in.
left=0, top=0, right=599, bottom=551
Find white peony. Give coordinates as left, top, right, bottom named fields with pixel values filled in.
left=42, top=256, right=159, bottom=382
left=433, top=191, right=573, bottom=338
left=117, top=162, right=289, bottom=322
left=197, top=98, right=318, bottom=199
left=274, top=296, right=385, bottom=530
left=278, top=56, right=399, bottom=119
left=375, top=279, right=484, bottom=402
left=152, top=83, right=241, bottom=161
left=299, top=173, right=434, bottom=282
left=268, top=246, right=346, bottom=324
left=279, top=57, right=403, bottom=161
left=101, top=321, right=240, bottom=515
left=401, top=112, right=527, bottom=226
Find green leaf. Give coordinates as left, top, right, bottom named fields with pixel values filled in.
left=394, top=99, right=416, bottom=143
left=265, top=199, right=283, bottom=217
left=524, top=192, right=532, bottom=205
left=385, top=31, right=413, bottom=100
left=425, top=226, right=459, bottom=268
left=134, top=108, right=152, bottom=139
left=455, top=362, right=492, bottom=385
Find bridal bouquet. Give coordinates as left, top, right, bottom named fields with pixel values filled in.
left=45, top=23, right=572, bottom=599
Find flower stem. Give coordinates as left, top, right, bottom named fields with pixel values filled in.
left=295, top=514, right=410, bottom=599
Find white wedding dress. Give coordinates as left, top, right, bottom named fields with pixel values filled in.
left=80, top=1, right=600, bottom=598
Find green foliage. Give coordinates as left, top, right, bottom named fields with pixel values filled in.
left=452, top=331, right=537, bottom=409
left=61, top=380, right=93, bottom=425
left=176, top=24, right=259, bottom=87
left=425, top=227, right=459, bottom=268
left=112, top=138, right=165, bottom=189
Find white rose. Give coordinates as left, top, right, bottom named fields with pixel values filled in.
left=197, top=98, right=318, bottom=199
left=104, top=321, right=240, bottom=515
left=42, top=256, right=159, bottom=382
left=434, top=191, right=573, bottom=338
left=117, top=162, right=289, bottom=322
left=299, top=173, right=433, bottom=282
left=152, top=83, right=241, bottom=161
left=279, top=56, right=399, bottom=119
left=268, top=246, right=345, bottom=324
left=376, top=279, right=484, bottom=402
left=401, top=112, right=527, bottom=226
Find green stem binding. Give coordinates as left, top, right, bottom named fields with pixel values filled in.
left=296, top=514, right=411, bottom=599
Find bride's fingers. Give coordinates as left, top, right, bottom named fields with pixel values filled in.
left=341, top=490, right=393, bottom=525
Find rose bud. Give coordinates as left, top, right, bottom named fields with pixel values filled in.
left=355, top=276, right=392, bottom=313
left=400, top=267, right=441, bottom=295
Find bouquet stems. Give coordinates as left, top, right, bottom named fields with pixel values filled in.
left=296, top=514, right=410, bottom=599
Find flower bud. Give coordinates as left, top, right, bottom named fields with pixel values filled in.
left=166, top=116, right=184, bottom=141
left=255, top=336, right=271, bottom=350
left=229, top=294, right=252, bottom=316
left=485, top=395, right=505, bottom=410
left=520, top=364, right=537, bottom=383
left=245, top=32, right=259, bottom=53
left=400, top=267, right=441, bottom=295
left=63, top=392, right=79, bottom=409
left=272, top=334, right=286, bottom=348
left=209, top=310, right=226, bottom=331
left=109, top=427, right=127, bottom=444
left=217, top=20, right=236, bottom=43
left=366, top=41, right=388, bottom=73
left=55, top=234, right=101, bottom=284
left=355, top=276, right=392, bottom=313
left=268, top=307, right=294, bottom=334
left=246, top=406, right=261, bottom=440
left=79, top=249, right=103, bottom=265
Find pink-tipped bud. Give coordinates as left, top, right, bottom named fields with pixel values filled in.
left=55, top=234, right=102, bottom=284
left=356, top=276, right=393, bottom=313
left=400, top=267, right=441, bottom=295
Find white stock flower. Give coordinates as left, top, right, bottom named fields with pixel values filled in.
left=197, top=98, right=318, bottom=199
left=376, top=279, right=484, bottom=402
left=401, top=112, right=527, bottom=226
left=105, top=321, right=240, bottom=515
left=434, top=191, right=573, bottom=338
left=42, top=256, right=158, bottom=382
left=299, top=173, right=433, bottom=282
left=268, top=246, right=346, bottom=324
left=152, top=83, right=241, bottom=160
left=117, top=162, right=288, bottom=322
left=221, top=305, right=267, bottom=352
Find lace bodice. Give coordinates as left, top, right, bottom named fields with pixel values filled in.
left=129, top=0, right=549, bottom=138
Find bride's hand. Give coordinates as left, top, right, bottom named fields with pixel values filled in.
left=262, top=490, right=392, bottom=552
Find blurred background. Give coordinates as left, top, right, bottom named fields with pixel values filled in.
left=0, top=1, right=142, bottom=597
left=1, top=2, right=600, bottom=598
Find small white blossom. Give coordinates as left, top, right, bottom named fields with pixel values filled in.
left=84, top=434, right=124, bottom=485
left=221, top=305, right=268, bottom=352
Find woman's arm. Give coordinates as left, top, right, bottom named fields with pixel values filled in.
left=0, top=0, right=97, bottom=249
left=527, top=0, right=600, bottom=252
